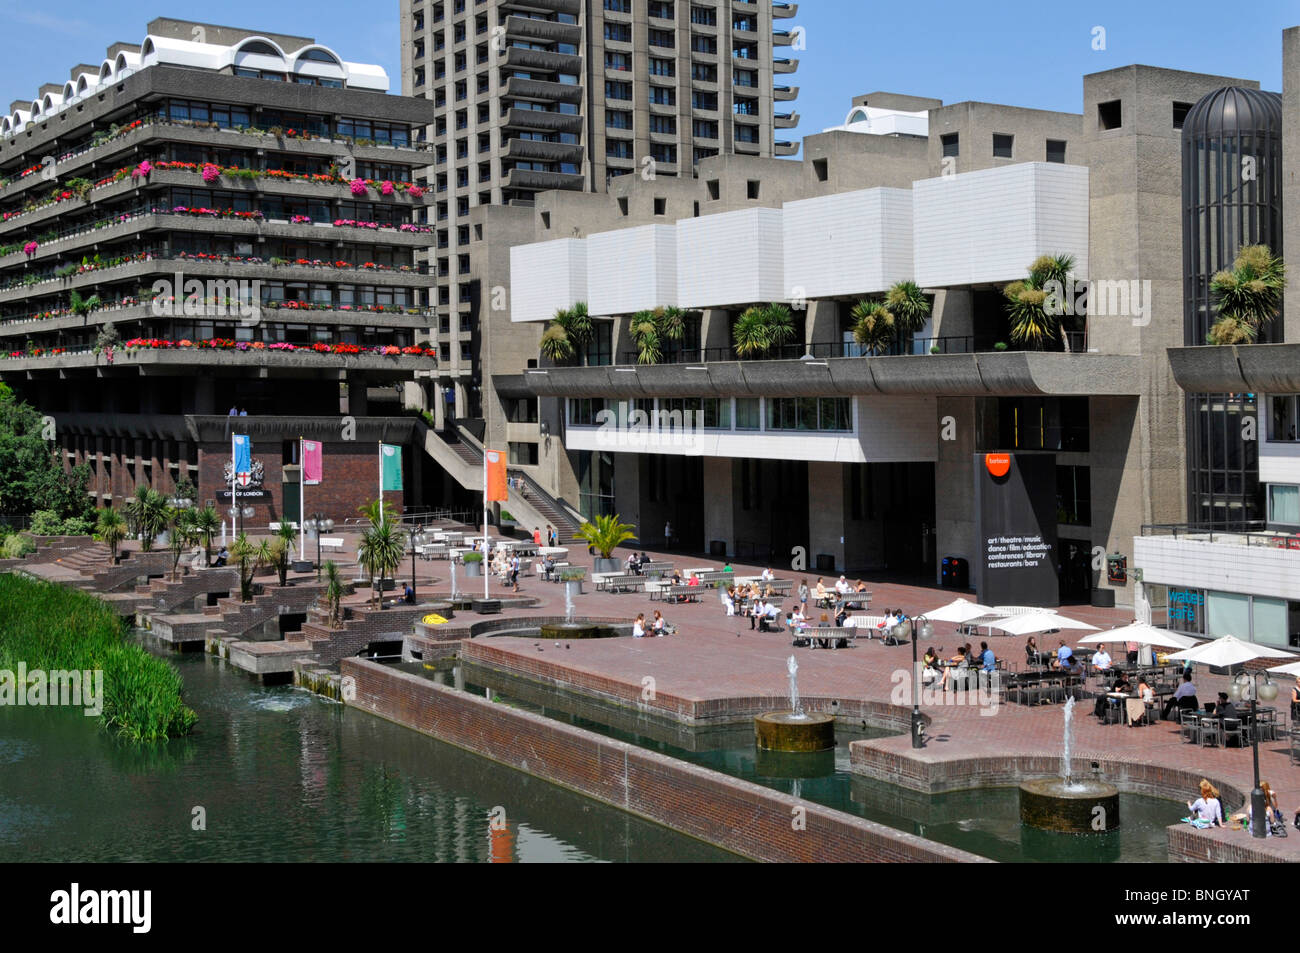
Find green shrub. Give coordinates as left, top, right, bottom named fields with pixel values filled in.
left=0, top=575, right=196, bottom=741
left=30, top=509, right=65, bottom=535
left=3, top=534, right=34, bottom=558
left=61, top=516, right=93, bottom=536
left=463, top=551, right=483, bottom=563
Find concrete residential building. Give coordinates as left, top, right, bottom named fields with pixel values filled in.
left=482, top=27, right=1300, bottom=626
left=0, top=19, right=443, bottom=523
left=398, top=0, right=800, bottom=431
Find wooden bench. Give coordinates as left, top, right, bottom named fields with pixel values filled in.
left=319, top=537, right=345, bottom=553
left=598, top=574, right=646, bottom=593
left=792, top=626, right=856, bottom=649
left=657, top=584, right=703, bottom=603
left=639, top=561, right=675, bottom=577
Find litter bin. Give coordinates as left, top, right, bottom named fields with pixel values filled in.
left=1090, top=588, right=1116, bottom=608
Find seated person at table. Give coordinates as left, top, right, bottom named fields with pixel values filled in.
left=784, top=611, right=796, bottom=631
left=1059, top=653, right=1084, bottom=678
left=792, top=607, right=807, bottom=628
left=1054, top=640, right=1072, bottom=668
left=1161, top=672, right=1199, bottom=721
left=1091, top=644, right=1113, bottom=671
left=1025, top=636, right=1040, bottom=666
left=543, top=556, right=556, bottom=577
left=1136, top=678, right=1154, bottom=705
left=814, top=578, right=830, bottom=607
left=1215, top=692, right=1240, bottom=724
left=980, top=642, right=996, bottom=673
left=1188, top=779, right=1224, bottom=827
left=940, top=647, right=969, bottom=689
left=923, top=647, right=942, bottom=683
left=761, top=567, right=774, bottom=584
left=834, top=576, right=851, bottom=596
left=758, top=601, right=779, bottom=632
left=816, top=612, right=832, bottom=628
left=627, top=552, right=641, bottom=574
left=765, top=601, right=781, bottom=629
left=750, top=598, right=765, bottom=630
left=687, top=573, right=701, bottom=589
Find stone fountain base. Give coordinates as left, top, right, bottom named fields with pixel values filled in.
left=754, top=712, right=835, bottom=752
left=755, top=747, right=836, bottom=778
left=538, top=622, right=618, bottom=640
left=1019, top=778, right=1120, bottom=833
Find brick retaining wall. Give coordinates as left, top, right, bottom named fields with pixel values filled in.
left=340, top=657, right=987, bottom=863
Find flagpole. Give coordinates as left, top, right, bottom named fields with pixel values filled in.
left=483, top=450, right=489, bottom=599
left=230, top=432, right=237, bottom=538
left=299, top=436, right=305, bottom=561
left=378, top=441, right=384, bottom=529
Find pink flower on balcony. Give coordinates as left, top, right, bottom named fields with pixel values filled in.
left=381, top=180, right=395, bottom=196
left=349, top=178, right=367, bottom=196
left=23, top=241, right=37, bottom=256
left=407, top=185, right=425, bottom=198
left=201, top=163, right=221, bottom=184
left=131, top=160, right=153, bottom=182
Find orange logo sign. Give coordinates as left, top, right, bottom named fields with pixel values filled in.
left=985, top=454, right=1011, bottom=478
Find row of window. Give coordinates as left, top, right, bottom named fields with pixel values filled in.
left=153, top=100, right=412, bottom=146
left=940, top=132, right=1067, bottom=163
left=1153, top=585, right=1300, bottom=648
left=568, top=397, right=853, bottom=433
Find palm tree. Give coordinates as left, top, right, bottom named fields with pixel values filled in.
left=270, top=521, right=299, bottom=586
left=357, top=522, right=407, bottom=609
left=539, top=302, right=592, bottom=365
left=229, top=532, right=265, bottom=602
left=94, top=508, right=127, bottom=564
left=167, top=507, right=198, bottom=581
left=357, top=497, right=399, bottom=529
left=191, top=505, right=220, bottom=566
left=884, top=281, right=931, bottom=336
left=69, top=289, right=102, bottom=322
left=1003, top=254, right=1077, bottom=350
left=576, top=513, right=637, bottom=559
left=322, top=559, right=346, bottom=627
left=851, top=299, right=897, bottom=356
left=124, top=485, right=170, bottom=551
left=630, top=306, right=686, bottom=364
left=732, top=303, right=797, bottom=358
left=1208, top=244, right=1286, bottom=345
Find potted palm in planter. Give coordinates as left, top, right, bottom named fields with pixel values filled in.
left=577, top=514, right=637, bottom=574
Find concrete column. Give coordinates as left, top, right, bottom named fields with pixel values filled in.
left=805, top=299, right=840, bottom=351
left=700, top=308, right=731, bottom=357
left=701, top=457, right=734, bottom=557
left=930, top=288, right=972, bottom=342
left=807, top=461, right=846, bottom=572
left=934, top=396, right=977, bottom=587
left=151, top=439, right=164, bottom=492
left=346, top=374, right=368, bottom=416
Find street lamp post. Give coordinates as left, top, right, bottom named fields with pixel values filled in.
left=905, top=615, right=932, bottom=748
left=409, top=528, right=426, bottom=602
left=309, top=512, right=334, bottom=580
left=1229, top=671, right=1279, bottom=838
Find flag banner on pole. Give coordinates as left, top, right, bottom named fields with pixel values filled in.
left=380, top=443, right=403, bottom=490
left=302, top=440, right=323, bottom=485
left=485, top=449, right=508, bottom=502
left=233, top=434, right=252, bottom=475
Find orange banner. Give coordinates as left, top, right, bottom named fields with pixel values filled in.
left=485, top=449, right=508, bottom=502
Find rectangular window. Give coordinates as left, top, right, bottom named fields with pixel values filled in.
left=1056, top=465, right=1092, bottom=526
left=1207, top=591, right=1251, bottom=640
left=690, top=5, right=716, bottom=25
left=1046, top=139, right=1067, bottom=163
left=649, top=57, right=675, bottom=77
left=992, top=133, right=1014, bottom=158
left=1253, top=596, right=1290, bottom=648
left=650, top=143, right=677, bottom=164
left=691, top=90, right=717, bottom=110
left=1098, top=99, right=1122, bottom=130
left=568, top=398, right=606, bottom=426
left=606, top=110, right=633, bottom=130
left=1172, top=102, right=1192, bottom=129
left=693, top=119, right=718, bottom=139
left=1269, top=395, right=1298, bottom=441
left=604, top=23, right=631, bottom=42
left=648, top=29, right=675, bottom=48
left=508, top=442, right=539, bottom=466
left=605, top=80, right=633, bottom=100
left=649, top=86, right=676, bottom=106
left=1269, top=484, right=1300, bottom=525
left=735, top=397, right=760, bottom=431
left=941, top=133, right=959, bottom=158
left=1166, top=588, right=1206, bottom=636
left=604, top=51, right=631, bottom=71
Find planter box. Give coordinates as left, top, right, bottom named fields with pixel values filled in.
left=564, top=579, right=584, bottom=598
left=291, top=560, right=313, bottom=573
left=464, top=563, right=482, bottom=577
left=472, top=598, right=501, bottom=615
left=594, top=557, right=620, bottom=574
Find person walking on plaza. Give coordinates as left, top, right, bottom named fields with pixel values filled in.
left=798, top=579, right=809, bottom=614
left=664, top=520, right=673, bottom=551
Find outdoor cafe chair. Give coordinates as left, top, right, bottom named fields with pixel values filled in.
left=1221, top=717, right=1244, bottom=749
left=1180, top=711, right=1200, bottom=744
left=1198, top=717, right=1223, bottom=748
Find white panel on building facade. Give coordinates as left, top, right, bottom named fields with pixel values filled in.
left=587, top=225, right=677, bottom=317
left=676, top=207, right=785, bottom=308
left=1134, top=535, right=1300, bottom=603
left=509, top=238, right=587, bottom=323
left=783, top=188, right=913, bottom=299
left=913, top=163, right=1089, bottom=288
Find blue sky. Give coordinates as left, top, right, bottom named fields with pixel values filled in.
left=0, top=0, right=1295, bottom=137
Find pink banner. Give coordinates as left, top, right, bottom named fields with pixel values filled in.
left=303, top=440, right=322, bottom=485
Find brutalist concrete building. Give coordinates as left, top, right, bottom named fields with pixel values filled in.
left=476, top=26, right=1300, bottom=630
left=0, top=19, right=442, bottom=522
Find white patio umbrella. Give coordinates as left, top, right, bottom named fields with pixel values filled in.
left=921, top=598, right=998, bottom=624
left=1266, top=660, right=1300, bottom=677
left=1077, top=623, right=1196, bottom=650
left=1167, top=634, right=1295, bottom=668
left=984, top=612, right=1099, bottom=636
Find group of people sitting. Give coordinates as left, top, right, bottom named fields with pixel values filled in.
left=921, top=641, right=997, bottom=688
left=488, top=545, right=523, bottom=592
left=632, top=610, right=671, bottom=638
left=1186, top=778, right=1289, bottom=835
left=724, top=580, right=783, bottom=618
left=624, top=551, right=654, bottom=575
left=801, top=576, right=869, bottom=611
